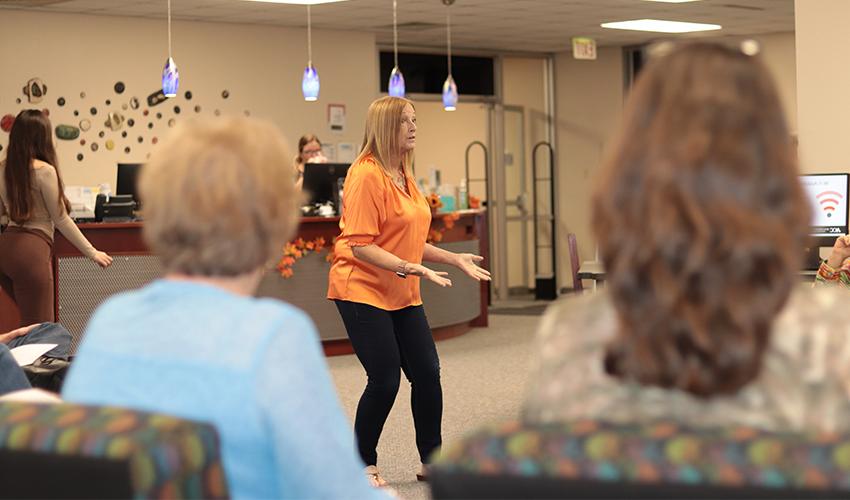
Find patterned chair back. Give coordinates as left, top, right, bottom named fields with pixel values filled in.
left=0, top=402, right=229, bottom=499
left=429, top=419, right=850, bottom=499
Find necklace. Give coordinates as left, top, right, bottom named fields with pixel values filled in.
left=394, top=169, right=406, bottom=189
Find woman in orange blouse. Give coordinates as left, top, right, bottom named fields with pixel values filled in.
left=328, top=96, right=490, bottom=487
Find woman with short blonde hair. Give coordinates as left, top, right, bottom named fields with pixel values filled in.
left=141, top=117, right=297, bottom=275
left=65, top=117, right=388, bottom=500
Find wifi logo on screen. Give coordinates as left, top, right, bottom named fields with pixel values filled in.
left=816, top=190, right=844, bottom=218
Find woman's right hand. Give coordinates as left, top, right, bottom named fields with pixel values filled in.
left=92, top=251, right=113, bottom=268
left=826, top=235, right=850, bottom=269
left=405, top=263, right=452, bottom=287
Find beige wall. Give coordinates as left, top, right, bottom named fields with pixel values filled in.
left=413, top=101, right=489, bottom=195
left=1, top=9, right=801, bottom=297
left=502, top=57, right=549, bottom=289
left=795, top=1, right=850, bottom=173
left=757, top=32, right=797, bottom=134
left=553, top=46, right=624, bottom=289
left=0, top=10, right=377, bottom=187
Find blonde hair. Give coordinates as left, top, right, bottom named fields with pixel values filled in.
left=140, top=116, right=298, bottom=276
left=354, top=96, right=415, bottom=177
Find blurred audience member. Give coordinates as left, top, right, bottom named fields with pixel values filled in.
left=63, top=117, right=388, bottom=499
left=523, top=43, right=850, bottom=433
left=815, top=234, right=850, bottom=287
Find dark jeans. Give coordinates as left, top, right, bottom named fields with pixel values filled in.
left=0, top=322, right=71, bottom=396
left=335, top=300, right=443, bottom=466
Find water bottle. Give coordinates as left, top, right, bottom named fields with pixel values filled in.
left=459, top=179, right=468, bottom=210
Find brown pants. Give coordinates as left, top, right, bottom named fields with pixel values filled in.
left=0, top=227, right=54, bottom=326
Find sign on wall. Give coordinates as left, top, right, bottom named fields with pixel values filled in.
left=572, top=37, right=597, bottom=60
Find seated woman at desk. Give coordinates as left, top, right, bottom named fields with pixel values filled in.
left=294, top=133, right=327, bottom=190
left=0, top=109, right=112, bottom=327
left=62, top=117, right=386, bottom=499
left=815, top=234, right=850, bottom=287
left=523, top=42, right=850, bottom=434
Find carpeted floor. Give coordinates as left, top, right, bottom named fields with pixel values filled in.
left=487, top=303, right=550, bottom=316
left=327, top=313, right=541, bottom=500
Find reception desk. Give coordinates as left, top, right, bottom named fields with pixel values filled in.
left=0, top=210, right=489, bottom=355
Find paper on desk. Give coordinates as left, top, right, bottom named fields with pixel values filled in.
left=0, top=388, right=62, bottom=403
left=10, top=343, right=57, bottom=366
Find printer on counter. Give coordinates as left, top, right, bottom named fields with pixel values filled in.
left=94, top=194, right=136, bottom=222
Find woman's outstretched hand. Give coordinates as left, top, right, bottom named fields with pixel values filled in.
left=406, top=263, right=452, bottom=287
left=455, top=253, right=491, bottom=281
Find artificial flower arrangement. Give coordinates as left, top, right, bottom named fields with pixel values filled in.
left=426, top=193, right=444, bottom=214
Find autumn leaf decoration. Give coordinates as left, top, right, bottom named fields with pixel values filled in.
left=427, top=212, right=460, bottom=244
left=277, top=236, right=333, bottom=278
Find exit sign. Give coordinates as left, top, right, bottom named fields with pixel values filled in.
left=572, top=37, right=597, bottom=60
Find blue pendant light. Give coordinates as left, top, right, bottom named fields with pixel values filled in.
left=302, top=65, right=319, bottom=101
left=161, top=0, right=179, bottom=97
left=389, top=67, right=405, bottom=97
left=442, top=75, right=457, bottom=111
left=442, top=0, right=457, bottom=111
left=302, top=4, right=320, bottom=101
left=162, top=57, right=179, bottom=97
left=388, top=0, right=405, bottom=97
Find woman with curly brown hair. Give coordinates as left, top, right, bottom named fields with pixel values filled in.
left=523, top=42, right=850, bottom=433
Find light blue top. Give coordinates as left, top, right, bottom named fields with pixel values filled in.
left=63, top=279, right=387, bottom=500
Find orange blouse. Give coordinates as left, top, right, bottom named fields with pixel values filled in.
left=327, top=155, right=431, bottom=310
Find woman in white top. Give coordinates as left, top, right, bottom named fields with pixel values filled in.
left=0, top=110, right=112, bottom=327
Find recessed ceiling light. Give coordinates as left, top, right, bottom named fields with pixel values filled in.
left=601, top=19, right=721, bottom=33
left=242, top=0, right=350, bottom=5
left=642, top=0, right=704, bottom=3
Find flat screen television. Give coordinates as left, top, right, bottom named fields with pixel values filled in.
left=116, top=163, right=143, bottom=209
left=303, top=162, right=350, bottom=209
left=800, top=173, right=849, bottom=238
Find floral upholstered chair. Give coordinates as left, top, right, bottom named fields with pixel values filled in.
left=0, top=401, right=228, bottom=498
left=429, top=419, right=850, bottom=499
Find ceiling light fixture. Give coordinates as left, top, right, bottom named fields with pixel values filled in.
left=442, top=0, right=457, bottom=111
left=601, top=19, right=721, bottom=33
left=302, top=4, right=319, bottom=101
left=161, top=0, right=179, bottom=98
left=388, top=0, right=405, bottom=97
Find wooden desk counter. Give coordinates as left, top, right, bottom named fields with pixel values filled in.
left=0, top=211, right=489, bottom=355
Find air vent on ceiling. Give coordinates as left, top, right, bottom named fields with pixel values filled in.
left=0, top=0, right=70, bottom=5
left=721, top=3, right=765, bottom=11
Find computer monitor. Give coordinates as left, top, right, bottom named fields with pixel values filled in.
left=800, top=173, right=849, bottom=238
left=302, top=163, right=350, bottom=207
left=116, top=163, right=143, bottom=209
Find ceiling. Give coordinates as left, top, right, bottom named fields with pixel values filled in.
left=0, top=0, right=795, bottom=53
